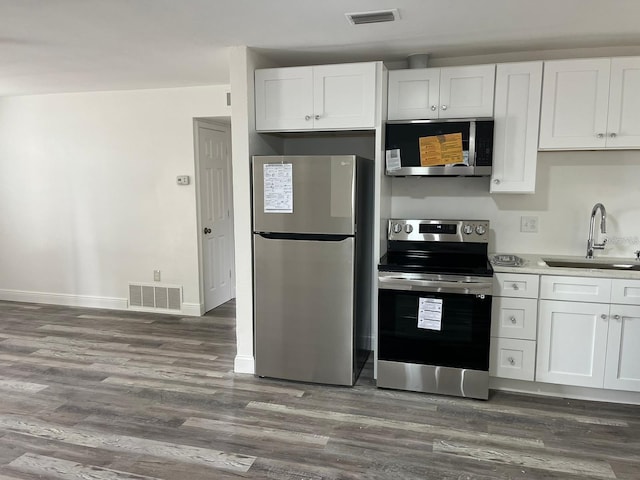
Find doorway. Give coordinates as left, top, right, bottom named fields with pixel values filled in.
left=195, top=119, right=235, bottom=313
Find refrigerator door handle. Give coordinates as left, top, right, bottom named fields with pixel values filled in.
left=257, top=232, right=353, bottom=242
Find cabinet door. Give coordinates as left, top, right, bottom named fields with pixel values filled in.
left=255, top=67, right=313, bottom=131
left=539, top=275, right=611, bottom=303
left=438, top=65, right=496, bottom=119
left=490, top=337, right=536, bottom=381
left=538, top=58, right=610, bottom=150
left=606, top=57, right=640, bottom=148
left=312, top=63, right=376, bottom=130
left=387, top=69, right=440, bottom=120
left=491, top=62, right=543, bottom=193
left=604, top=304, right=640, bottom=392
left=536, top=300, right=608, bottom=388
left=491, top=297, right=538, bottom=340
left=493, top=273, right=539, bottom=299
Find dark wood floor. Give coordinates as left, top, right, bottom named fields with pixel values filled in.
left=0, top=300, right=639, bottom=479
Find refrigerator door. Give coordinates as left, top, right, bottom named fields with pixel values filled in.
left=254, top=233, right=355, bottom=385
left=252, top=155, right=356, bottom=235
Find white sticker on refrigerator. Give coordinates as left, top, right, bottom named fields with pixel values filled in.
left=263, top=163, right=293, bottom=213
left=418, top=297, right=443, bottom=331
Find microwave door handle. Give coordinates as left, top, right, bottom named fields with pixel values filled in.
left=379, top=277, right=492, bottom=295
left=468, top=120, right=476, bottom=167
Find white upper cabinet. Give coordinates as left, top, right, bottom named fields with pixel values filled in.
left=607, top=57, right=640, bottom=148
left=255, top=62, right=377, bottom=132
left=539, top=56, right=640, bottom=149
left=387, top=64, right=495, bottom=120
left=491, top=61, right=543, bottom=194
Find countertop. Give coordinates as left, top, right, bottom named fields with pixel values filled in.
left=490, top=253, right=640, bottom=280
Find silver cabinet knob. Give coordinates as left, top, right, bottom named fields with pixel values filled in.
left=601, top=314, right=608, bottom=320
left=441, top=105, right=448, bottom=110
left=493, top=178, right=501, bottom=185
left=314, top=114, right=320, bottom=120
left=430, top=105, right=437, bottom=111
left=510, top=316, right=517, bottom=324
left=597, top=133, right=605, bottom=138
left=613, top=314, right=621, bottom=320
left=610, top=132, right=617, bottom=138
left=305, top=115, right=311, bottom=121
left=508, top=357, right=516, bottom=366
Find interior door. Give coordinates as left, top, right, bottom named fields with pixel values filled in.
left=198, top=123, right=233, bottom=311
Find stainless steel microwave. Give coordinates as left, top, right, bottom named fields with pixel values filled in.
left=385, top=119, right=494, bottom=176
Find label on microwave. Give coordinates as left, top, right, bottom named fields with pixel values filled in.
left=385, top=149, right=402, bottom=172
left=419, top=133, right=463, bottom=166
left=418, top=297, right=443, bottom=331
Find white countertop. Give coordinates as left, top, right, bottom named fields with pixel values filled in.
left=490, top=253, right=640, bottom=280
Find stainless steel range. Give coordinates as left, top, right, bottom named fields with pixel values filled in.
left=377, top=219, right=494, bottom=400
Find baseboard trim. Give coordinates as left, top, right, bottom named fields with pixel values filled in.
left=181, top=302, right=204, bottom=317
left=234, top=355, right=255, bottom=374
left=490, top=377, right=640, bottom=405
left=0, top=289, right=127, bottom=310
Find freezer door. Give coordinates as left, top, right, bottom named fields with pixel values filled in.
left=254, top=234, right=355, bottom=385
left=252, top=155, right=356, bottom=235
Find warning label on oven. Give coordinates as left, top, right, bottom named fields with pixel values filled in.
left=418, top=297, right=443, bottom=331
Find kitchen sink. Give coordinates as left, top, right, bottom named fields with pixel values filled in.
left=542, top=257, right=640, bottom=271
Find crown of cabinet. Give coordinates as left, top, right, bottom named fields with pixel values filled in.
left=255, top=62, right=378, bottom=132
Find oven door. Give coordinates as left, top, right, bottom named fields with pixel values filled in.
left=378, top=272, right=492, bottom=371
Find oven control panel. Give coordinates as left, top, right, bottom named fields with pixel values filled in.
left=388, top=219, right=489, bottom=243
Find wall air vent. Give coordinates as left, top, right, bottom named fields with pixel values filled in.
left=129, top=283, right=182, bottom=312
left=345, top=9, right=399, bottom=25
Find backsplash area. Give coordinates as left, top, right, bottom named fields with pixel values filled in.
left=391, top=150, right=640, bottom=258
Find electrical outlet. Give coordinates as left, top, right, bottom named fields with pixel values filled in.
left=153, top=270, right=161, bottom=282
left=176, top=175, right=190, bottom=185
left=520, top=216, right=539, bottom=233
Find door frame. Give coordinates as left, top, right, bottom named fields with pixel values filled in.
left=194, top=118, right=235, bottom=314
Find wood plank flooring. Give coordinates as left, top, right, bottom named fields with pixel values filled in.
left=0, top=300, right=639, bottom=479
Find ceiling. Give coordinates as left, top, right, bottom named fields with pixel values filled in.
left=2, top=0, right=640, bottom=97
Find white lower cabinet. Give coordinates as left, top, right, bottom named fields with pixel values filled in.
left=536, top=300, right=609, bottom=388
left=604, top=304, right=640, bottom=391
left=490, top=273, right=539, bottom=381
left=536, top=275, right=640, bottom=392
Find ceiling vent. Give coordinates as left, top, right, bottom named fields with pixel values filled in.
left=346, top=9, right=400, bottom=25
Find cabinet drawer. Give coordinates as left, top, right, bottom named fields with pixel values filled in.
left=611, top=279, right=640, bottom=305
left=493, top=273, right=539, bottom=298
left=540, top=275, right=611, bottom=303
left=491, top=297, right=538, bottom=340
left=490, top=337, right=536, bottom=381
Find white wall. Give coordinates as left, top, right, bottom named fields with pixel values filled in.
left=391, top=150, right=640, bottom=257
left=229, top=46, right=280, bottom=374
left=0, top=85, right=231, bottom=312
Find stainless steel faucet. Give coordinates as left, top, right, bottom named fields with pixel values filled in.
left=586, top=203, right=607, bottom=259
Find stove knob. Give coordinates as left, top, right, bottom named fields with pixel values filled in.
left=463, top=224, right=474, bottom=235
left=392, top=223, right=402, bottom=234
left=404, top=224, right=414, bottom=234
left=475, top=225, right=487, bottom=235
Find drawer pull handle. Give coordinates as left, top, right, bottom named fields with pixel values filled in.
left=512, top=284, right=519, bottom=290
left=508, top=357, right=516, bottom=366
left=510, top=316, right=517, bottom=324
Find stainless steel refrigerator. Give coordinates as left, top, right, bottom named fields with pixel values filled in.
left=252, top=155, right=373, bottom=386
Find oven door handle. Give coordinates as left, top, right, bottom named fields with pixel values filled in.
left=378, top=276, right=493, bottom=295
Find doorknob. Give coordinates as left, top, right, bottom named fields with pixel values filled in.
left=203, top=227, right=212, bottom=234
